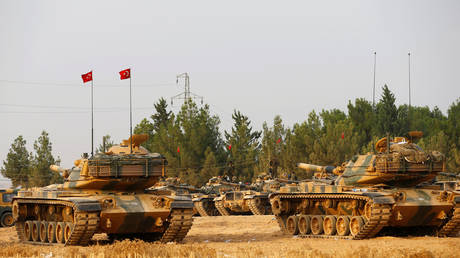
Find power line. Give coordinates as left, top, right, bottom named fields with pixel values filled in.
left=0, top=79, right=175, bottom=88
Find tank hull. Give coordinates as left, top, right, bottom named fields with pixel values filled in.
left=13, top=190, right=194, bottom=245
left=270, top=182, right=460, bottom=239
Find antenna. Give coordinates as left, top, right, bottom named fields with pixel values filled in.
left=408, top=52, right=411, bottom=132
left=372, top=52, right=377, bottom=107
left=170, top=73, right=204, bottom=106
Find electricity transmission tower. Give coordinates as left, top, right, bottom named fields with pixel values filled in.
left=171, top=73, right=203, bottom=106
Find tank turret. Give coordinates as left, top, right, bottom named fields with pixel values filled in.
left=297, top=135, right=445, bottom=187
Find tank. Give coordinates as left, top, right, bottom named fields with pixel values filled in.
left=0, top=189, right=18, bottom=227
left=148, top=177, right=201, bottom=216
left=192, top=177, right=234, bottom=217
left=270, top=132, right=460, bottom=239
left=12, top=135, right=194, bottom=245
left=243, top=175, right=295, bottom=215
left=213, top=180, right=259, bottom=216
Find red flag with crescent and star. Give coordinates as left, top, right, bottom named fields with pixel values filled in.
left=119, top=68, right=131, bottom=80
left=81, top=71, right=93, bottom=83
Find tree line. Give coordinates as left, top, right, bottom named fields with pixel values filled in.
left=2, top=85, right=460, bottom=187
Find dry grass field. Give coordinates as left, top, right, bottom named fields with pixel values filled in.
left=0, top=215, right=459, bottom=258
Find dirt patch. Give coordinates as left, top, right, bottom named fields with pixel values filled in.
left=1, top=215, right=459, bottom=257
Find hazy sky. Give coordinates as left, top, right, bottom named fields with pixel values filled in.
left=1, top=0, right=459, bottom=187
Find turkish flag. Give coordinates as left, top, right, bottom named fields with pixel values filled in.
left=119, top=68, right=131, bottom=80
left=81, top=71, right=92, bottom=83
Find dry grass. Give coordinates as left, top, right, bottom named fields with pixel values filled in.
left=0, top=215, right=459, bottom=258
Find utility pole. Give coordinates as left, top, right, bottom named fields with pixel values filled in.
left=171, top=73, right=203, bottom=106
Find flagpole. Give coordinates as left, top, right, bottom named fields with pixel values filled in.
left=91, top=72, right=94, bottom=157
left=129, top=68, right=132, bottom=154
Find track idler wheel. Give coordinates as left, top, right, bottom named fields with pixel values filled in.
left=298, top=215, right=311, bottom=235
left=286, top=215, right=299, bottom=235
left=323, top=216, right=337, bottom=235
left=310, top=216, right=324, bottom=235
left=350, top=216, right=364, bottom=236
left=336, top=216, right=350, bottom=236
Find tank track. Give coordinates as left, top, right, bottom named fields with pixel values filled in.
left=14, top=199, right=100, bottom=246
left=160, top=208, right=194, bottom=243
left=194, top=201, right=210, bottom=216
left=272, top=193, right=391, bottom=239
left=437, top=203, right=460, bottom=237
left=215, top=200, right=231, bottom=216
left=66, top=211, right=100, bottom=246
left=248, top=198, right=267, bottom=215
left=15, top=221, right=25, bottom=241
left=194, top=201, right=219, bottom=217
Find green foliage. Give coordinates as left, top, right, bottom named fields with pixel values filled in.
left=225, top=110, right=261, bottom=182
left=96, top=135, right=114, bottom=153
left=376, top=85, right=399, bottom=136
left=1, top=135, right=31, bottom=188
left=30, top=131, right=62, bottom=187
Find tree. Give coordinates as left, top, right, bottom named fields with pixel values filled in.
left=151, top=98, right=172, bottom=133
left=225, top=110, right=261, bottom=181
left=1, top=135, right=31, bottom=188
left=198, top=147, right=220, bottom=186
left=348, top=98, right=375, bottom=146
left=376, top=85, right=399, bottom=136
left=258, top=115, right=287, bottom=176
left=96, top=135, right=114, bottom=153
left=30, top=131, right=62, bottom=187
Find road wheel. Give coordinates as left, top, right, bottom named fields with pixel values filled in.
left=64, top=222, right=74, bottom=243
left=1, top=212, right=14, bottom=227
left=56, top=222, right=66, bottom=243
left=350, top=216, right=364, bottom=236
left=24, top=221, right=33, bottom=241
left=336, top=216, right=350, bottom=236
left=298, top=215, right=311, bottom=235
left=286, top=215, right=299, bottom=235
left=39, top=221, right=48, bottom=242
left=47, top=222, right=57, bottom=243
left=32, top=221, right=40, bottom=242
left=323, top=216, right=337, bottom=235
left=310, top=216, right=323, bottom=235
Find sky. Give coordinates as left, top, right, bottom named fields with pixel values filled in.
left=1, top=0, right=459, bottom=187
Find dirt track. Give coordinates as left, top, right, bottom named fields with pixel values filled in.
left=0, top=215, right=459, bottom=257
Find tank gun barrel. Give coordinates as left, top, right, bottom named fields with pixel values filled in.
left=50, top=165, right=64, bottom=173
left=297, top=163, right=336, bottom=174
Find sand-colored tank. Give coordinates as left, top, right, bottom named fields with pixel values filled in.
left=244, top=175, right=295, bottom=215
left=192, top=177, right=234, bottom=217
left=12, top=135, right=194, bottom=245
left=270, top=132, right=460, bottom=239
left=213, top=180, right=262, bottom=216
